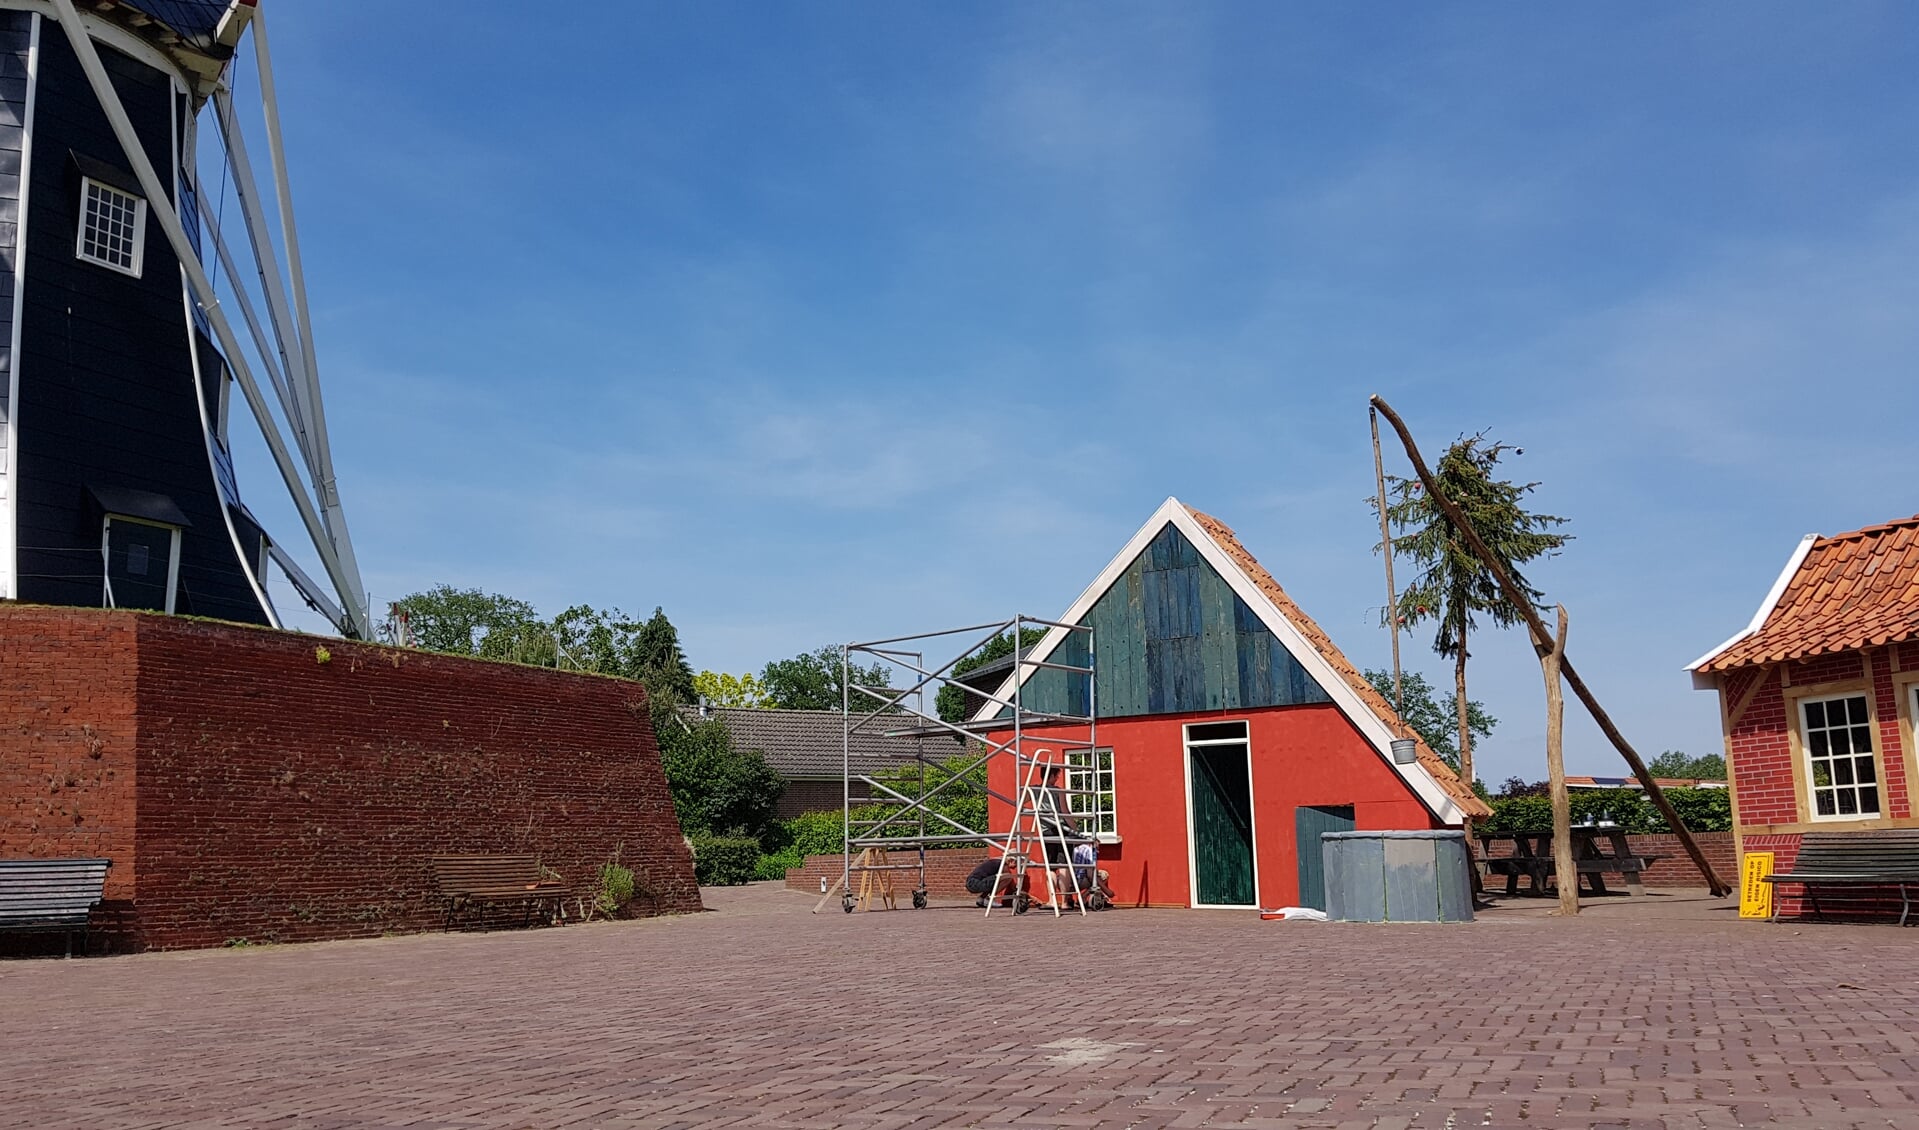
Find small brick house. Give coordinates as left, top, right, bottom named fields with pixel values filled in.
left=975, top=498, right=1489, bottom=910
left=1687, top=514, right=1919, bottom=885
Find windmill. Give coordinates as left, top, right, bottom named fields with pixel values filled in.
left=0, top=0, right=369, bottom=637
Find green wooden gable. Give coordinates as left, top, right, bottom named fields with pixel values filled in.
left=1013, top=524, right=1334, bottom=719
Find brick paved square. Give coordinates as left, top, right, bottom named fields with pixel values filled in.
left=2, top=885, right=1915, bottom=1128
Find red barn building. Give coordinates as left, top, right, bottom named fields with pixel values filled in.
left=1687, top=514, right=1919, bottom=883
left=976, top=499, right=1489, bottom=910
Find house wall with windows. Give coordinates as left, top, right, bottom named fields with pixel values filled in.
left=988, top=706, right=1440, bottom=910
left=1715, top=640, right=1919, bottom=869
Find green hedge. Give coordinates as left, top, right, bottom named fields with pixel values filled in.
left=689, top=834, right=761, bottom=886
left=752, top=849, right=803, bottom=881
left=1485, top=787, right=1730, bottom=834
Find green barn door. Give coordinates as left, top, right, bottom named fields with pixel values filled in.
left=1189, top=746, right=1256, bottom=906
left=1293, top=805, right=1356, bottom=911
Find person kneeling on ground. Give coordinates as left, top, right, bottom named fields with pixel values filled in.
left=1074, top=840, right=1120, bottom=901
left=1056, top=841, right=1112, bottom=908
left=965, top=857, right=1026, bottom=908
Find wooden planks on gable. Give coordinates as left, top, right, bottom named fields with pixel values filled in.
left=1021, top=523, right=1334, bottom=719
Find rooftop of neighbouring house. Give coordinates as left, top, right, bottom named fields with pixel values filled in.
left=1564, top=776, right=1728, bottom=791
left=1693, top=513, right=1919, bottom=673
left=687, top=705, right=964, bottom=780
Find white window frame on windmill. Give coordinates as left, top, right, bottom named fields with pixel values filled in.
left=75, top=175, right=146, bottom=278
left=100, top=513, right=181, bottom=614
left=1065, top=747, right=1118, bottom=843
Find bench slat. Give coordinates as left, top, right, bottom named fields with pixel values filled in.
left=0, top=859, right=111, bottom=942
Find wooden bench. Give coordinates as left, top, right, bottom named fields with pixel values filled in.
left=1762, top=831, right=1919, bottom=925
left=0, top=858, right=112, bottom=957
left=429, top=855, right=572, bottom=930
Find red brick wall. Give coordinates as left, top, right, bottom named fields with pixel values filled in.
left=0, top=608, right=139, bottom=903
left=0, top=606, right=702, bottom=950
left=777, top=778, right=842, bottom=819
left=1722, top=650, right=1915, bottom=830
left=784, top=847, right=987, bottom=899
left=1477, top=832, right=1735, bottom=889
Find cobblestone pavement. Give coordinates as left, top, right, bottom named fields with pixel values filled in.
left=3, top=884, right=1917, bottom=1129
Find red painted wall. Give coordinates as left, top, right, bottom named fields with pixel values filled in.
left=0, top=606, right=703, bottom=950
left=988, top=703, right=1443, bottom=909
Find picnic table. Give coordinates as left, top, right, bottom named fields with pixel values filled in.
left=1476, top=828, right=1665, bottom=897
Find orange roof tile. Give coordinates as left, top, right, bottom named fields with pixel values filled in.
left=1697, top=514, right=1919, bottom=672
left=1185, top=507, right=1494, bottom=820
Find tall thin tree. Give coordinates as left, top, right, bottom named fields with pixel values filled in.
left=1378, top=433, right=1569, bottom=797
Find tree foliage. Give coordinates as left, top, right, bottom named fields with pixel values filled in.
left=936, top=627, right=1047, bottom=722
left=760, top=646, right=899, bottom=712
left=655, top=708, right=783, bottom=838
left=387, top=585, right=544, bottom=658
left=693, top=670, right=770, bottom=708
left=1381, top=433, right=1571, bottom=655
left=1361, top=668, right=1495, bottom=772
left=1647, top=750, right=1727, bottom=780
left=1373, top=431, right=1570, bottom=795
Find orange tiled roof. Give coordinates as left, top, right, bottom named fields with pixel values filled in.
left=1185, top=507, right=1494, bottom=820
left=1698, top=514, right=1919, bottom=672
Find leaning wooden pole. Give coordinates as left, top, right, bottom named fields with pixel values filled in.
left=1538, top=605, right=1578, bottom=916
left=1369, top=396, right=1732, bottom=897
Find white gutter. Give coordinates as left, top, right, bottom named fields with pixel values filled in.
left=1686, top=532, right=1818, bottom=687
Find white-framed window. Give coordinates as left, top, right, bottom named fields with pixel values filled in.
left=101, top=513, right=181, bottom=614
left=76, top=177, right=146, bottom=277
left=1066, top=747, right=1116, bottom=841
left=1799, top=693, right=1881, bottom=820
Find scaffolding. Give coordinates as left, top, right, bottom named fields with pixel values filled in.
left=829, top=616, right=1100, bottom=917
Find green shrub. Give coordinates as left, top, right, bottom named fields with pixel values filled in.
left=1485, top=786, right=1730, bottom=834
left=753, top=849, right=803, bottom=881
left=689, top=834, right=760, bottom=886
left=594, top=863, right=637, bottom=918
left=1663, top=787, right=1732, bottom=832
left=782, top=810, right=846, bottom=857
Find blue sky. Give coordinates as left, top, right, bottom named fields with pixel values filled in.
left=218, top=3, right=1919, bottom=785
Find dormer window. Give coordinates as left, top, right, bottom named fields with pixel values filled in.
left=77, top=176, right=145, bottom=277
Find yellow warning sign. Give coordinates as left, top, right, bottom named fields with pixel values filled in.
left=1740, top=851, right=1775, bottom=919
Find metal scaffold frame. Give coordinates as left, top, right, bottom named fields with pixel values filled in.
left=829, top=615, right=1100, bottom=918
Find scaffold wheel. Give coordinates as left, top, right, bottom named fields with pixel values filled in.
left=1014, top=893, right=1031, bottom=915
left=911, top=889, right=927, bottom=909
left=842, top=895, right=855, bottom=914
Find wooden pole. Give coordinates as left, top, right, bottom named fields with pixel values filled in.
left=1368, top=396, right=1732, bottom=897
left=1538, top=605, right=1578, bottom=916
left=1371, top=407, right=1404, bottom=714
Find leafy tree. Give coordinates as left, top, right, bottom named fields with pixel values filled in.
left=1647, top=750, right=1727, bottom=780
left=761, top=646, right=899, bottom=712
left=630, top=607, right=696, bottom=704
left=1375, top=432, right=1570, bottom=809
left=693, top=670, right=770, bottom=708
left=386, top=585, right=542, bottom=656
left=654, top=707, right=783, bottom=838
left=1362, top=668, right=1495, bottom=774
left=1497, top=776, right=1548, bottom=799
left=936, top=627, right=1047, bottom=723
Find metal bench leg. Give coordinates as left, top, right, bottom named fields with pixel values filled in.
left=1901, top=883, right=1911, bottom=928
left=1808, top=887, right=1824, bottom=920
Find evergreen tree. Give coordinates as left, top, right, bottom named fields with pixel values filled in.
left=1376, top=433, right=1569, bottom=800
